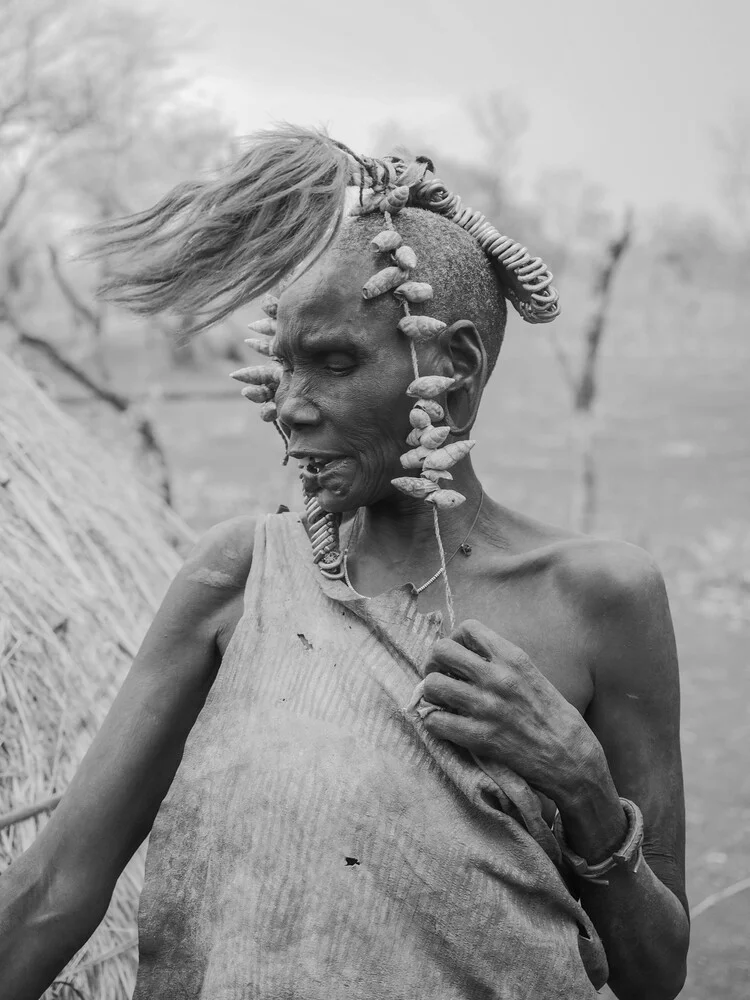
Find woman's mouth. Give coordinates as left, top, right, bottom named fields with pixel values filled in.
left=299, top=455, right=347, bottom=475
left=296, top=455, right=355, bottom=498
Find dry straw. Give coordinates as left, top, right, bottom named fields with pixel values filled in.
left=0, top=351, right=195, bottom=998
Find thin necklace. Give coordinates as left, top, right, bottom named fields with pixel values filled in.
left=342, top=490, right=484, bottom=595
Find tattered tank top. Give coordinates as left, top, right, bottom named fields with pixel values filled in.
left=133, top=512, right=608, bottom=999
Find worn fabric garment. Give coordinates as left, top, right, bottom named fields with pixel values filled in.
left=133, top=512, right=608, bottom=999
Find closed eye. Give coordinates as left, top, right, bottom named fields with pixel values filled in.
left=317, top=351, right=356, bottom=375
left=273, top=349, right=357, bottom=376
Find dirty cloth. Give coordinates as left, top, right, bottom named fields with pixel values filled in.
left=133, top=512, right=608, bottom=999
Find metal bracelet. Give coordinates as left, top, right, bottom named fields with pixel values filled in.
left=553, top=797, right=645, bottom=886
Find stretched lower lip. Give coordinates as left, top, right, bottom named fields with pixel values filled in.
left=300, top=457, right=354, bottom=497
left=304, top=456, right=347, bottom=474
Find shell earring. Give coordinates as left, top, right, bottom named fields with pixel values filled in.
left=357, top=203, right=479, bottom=627
left=231, top=293, right=290, bottom=463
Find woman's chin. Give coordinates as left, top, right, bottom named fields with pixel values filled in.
left=314, top=487, right=352, bottom=514
left=310, top=470, right=358, bottom=513
left=316, top=482, right=398, bottom=515
left=313, top=477, right=385, bottom=514
left=306, top=462, right=399, bottom=514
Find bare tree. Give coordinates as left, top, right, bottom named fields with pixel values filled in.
left=43, top=3, right=231, bottom=371
left=547, top=212, right=634, bottom=533
left=0, top=0, right=233, bottom=365
left=0, top=0, right=232, bottom=503
left=0, top=0, right=97, bottom=238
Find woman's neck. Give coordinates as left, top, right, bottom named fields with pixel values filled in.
left=344, top=461, right=484, bottom=596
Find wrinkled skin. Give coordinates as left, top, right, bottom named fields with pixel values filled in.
left=0, top=244, right=689, bottom=1000
left=274, top=247, right=454, bottom=513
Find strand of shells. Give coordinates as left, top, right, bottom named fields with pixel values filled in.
left=231, top=294, right=345, bottom=579
left=359, top=197, right=475, bottom=510
left=232, top=292, right=282, bottom=424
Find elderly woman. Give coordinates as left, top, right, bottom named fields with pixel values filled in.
left=0, top=128, right=688, bottom=999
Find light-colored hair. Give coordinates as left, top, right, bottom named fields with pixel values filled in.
left=85, top=126, right=352, bottom=326
left=84, top=125, right=506, bottom=367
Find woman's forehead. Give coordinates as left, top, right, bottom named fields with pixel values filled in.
left=277, top=251, right=399, bottom=345
left=280, top=250, right=368, bottom=311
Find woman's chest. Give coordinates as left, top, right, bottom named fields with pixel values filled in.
left=417, top=565, right=596, bottom=717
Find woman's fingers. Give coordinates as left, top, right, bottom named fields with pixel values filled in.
left=422, top=671, right=490, bottom=717
left=424, top=637, right=491, bottom=685
left=420, top=708, right=487, bottom=750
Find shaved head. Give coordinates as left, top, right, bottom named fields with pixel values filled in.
left=331, top=208, right=508, bottom=376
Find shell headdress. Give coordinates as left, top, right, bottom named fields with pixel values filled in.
left=231, top=148, right=560, bottom=620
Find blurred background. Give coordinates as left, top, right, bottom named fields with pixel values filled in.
left=0, top=0, right=748, bottom=996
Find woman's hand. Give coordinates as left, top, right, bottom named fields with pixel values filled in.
left=415, top=618, right=598, bottom=805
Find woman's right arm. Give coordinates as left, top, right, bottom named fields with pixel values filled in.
left=0, top=516, right=255, bottom=1000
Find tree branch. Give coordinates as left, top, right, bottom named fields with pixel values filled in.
left=545, top=326, right=577, bottom=394
left=0, top=11, right=36, bottom=130
left=0, top=300, right=173, bottom=506
left=690, top=875, right=750, bottom=920
left=47, top=244, right=101, bottom=331
left=574, top=208, right=634, bottom=412
left=0, top=168, right=32, bottom=235
left=127, top=407, right=172, bottom=507
left=8, top=317, right=128, bottom=411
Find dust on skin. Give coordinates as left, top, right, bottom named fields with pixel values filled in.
left=185, top=543, right=247, bottom=590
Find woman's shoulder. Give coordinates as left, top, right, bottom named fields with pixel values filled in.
left=181, top=514, right=259, bottom=593
left=483, top=496, right=664, bottom=618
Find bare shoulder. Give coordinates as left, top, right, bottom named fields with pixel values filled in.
left=549, top=535, right=666, bottom=617
left=489, top=501, right=674, bottom=681
left=546, top=536, right=678, bottom=701
left=180, top=514, right=258, bottom=593
left=148, top=514, right=258, bottom=657
left=490, top=499, right=666, bottom=617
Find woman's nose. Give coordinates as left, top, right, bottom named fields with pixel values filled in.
left=276, top=377, right=321, bottom=430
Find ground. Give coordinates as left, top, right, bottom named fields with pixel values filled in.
left=60, top=320, right=750, bottom=999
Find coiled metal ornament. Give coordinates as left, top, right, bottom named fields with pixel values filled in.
left=304, top=492, right=345, bottom=580
left=408, top=178, right=559, bottom=324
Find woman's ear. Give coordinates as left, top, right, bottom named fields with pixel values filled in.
left=438, top=320, right=487, bottom=383
left=437, top=320, right=487, bottom=435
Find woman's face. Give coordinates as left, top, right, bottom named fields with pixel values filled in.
left=274, top=249, right=437, bottom=513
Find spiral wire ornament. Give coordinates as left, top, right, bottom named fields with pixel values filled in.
left=408, top=178, right=559, bottom=324
left=340, top=148, right=559, bottom=325
left=304, top=491, right=345, bottom=580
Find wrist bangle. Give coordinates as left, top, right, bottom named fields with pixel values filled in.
left=553, top=797, right=644, bottom=886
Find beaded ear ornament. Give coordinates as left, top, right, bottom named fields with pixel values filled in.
left=230, top=153, right=561, bottom=624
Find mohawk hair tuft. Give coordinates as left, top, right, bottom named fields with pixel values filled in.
left=83, top=125, right=352, bottom=332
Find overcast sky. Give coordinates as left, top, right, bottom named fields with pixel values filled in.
left=141, top=0, right=749, bottom=222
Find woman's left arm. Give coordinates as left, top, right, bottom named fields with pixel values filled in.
left=419, top=547, right=689, bottom=1000
left=565, top=548, right=689, bottom=1000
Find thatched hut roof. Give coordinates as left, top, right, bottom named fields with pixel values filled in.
left=0, top=350, right=195, bottom=998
